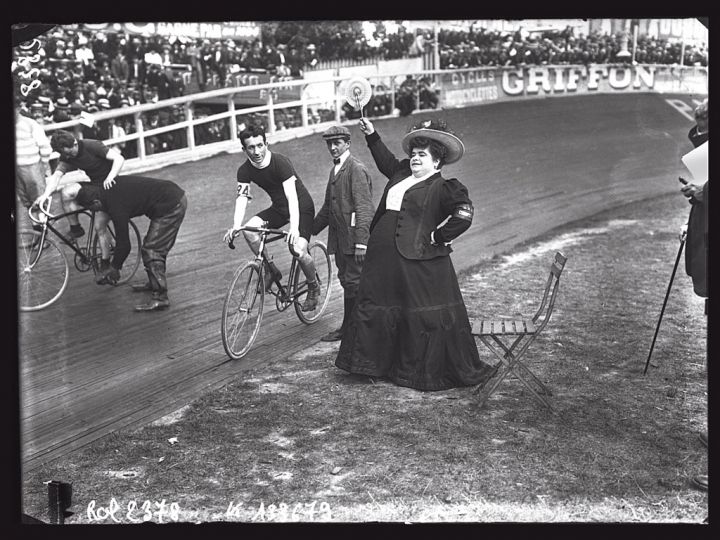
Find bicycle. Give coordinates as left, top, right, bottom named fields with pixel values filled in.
left=17, top=198, right=142, bottom=312
left=221, top=226, right=333, bottom=360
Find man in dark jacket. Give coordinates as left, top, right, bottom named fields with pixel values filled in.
left=313, top=125, right=374, bottom=341
left=682, top=98, right=708, bottom=298
left=680, top=98, right=708, bottom=492
left=67, top=177, right=187, bottom=312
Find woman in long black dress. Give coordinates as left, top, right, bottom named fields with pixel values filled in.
left=335, top=117, right=497, bottom=391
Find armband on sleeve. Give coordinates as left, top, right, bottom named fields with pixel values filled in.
left=453, top=203, right=473, bottom=222
left=236, top=182, right=252, bottom=199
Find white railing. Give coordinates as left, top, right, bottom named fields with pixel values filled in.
left=40, top=70, right=444, bottom=174
left=40, top=65, right=707, bottom=175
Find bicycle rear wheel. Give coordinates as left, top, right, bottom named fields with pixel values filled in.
left=294, top=240, right=332, bottom=324
left=91, top=219, right=142, bottom=284
left=221, top=261, right=265, bottom=359
left=17, top=231, right=69, bottom=312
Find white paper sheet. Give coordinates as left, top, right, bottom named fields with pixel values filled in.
left=681, top=141, right=708, bottom=183
left=79, top=111, right=96, bottom=128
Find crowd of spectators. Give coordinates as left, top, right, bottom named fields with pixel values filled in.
left=13, top=22, right=708, bottom=156
left=436, top=26, right=708, bottom=69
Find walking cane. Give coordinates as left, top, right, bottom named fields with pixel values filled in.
left=643, top=238, right=685, bottom=375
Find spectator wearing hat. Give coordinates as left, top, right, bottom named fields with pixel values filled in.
left=104, top=116, right=127, bottom=154
left=157, top=65, right=178, bottom=100
left=30, top=102, right=45, bottom=124
left=187, top=39, right=205, bottom=91
left=53, top=97, right=70, bottom=123
left=36, top=91, right=55, bottom=117
left=312, top=125, right=375, bottom=341
left=336, top=117, right=497, bottom=391
left=111, top=50, right=130, bottom=84
left=160, top=43, right=173, bottom=68
left=169, top=107, right=188, bottom=150
left=76, top=41, right=95, bottom=77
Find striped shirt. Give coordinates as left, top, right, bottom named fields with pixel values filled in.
left=15, top=114, right=52, bottom=167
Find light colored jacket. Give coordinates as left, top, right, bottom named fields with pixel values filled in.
left=15, top=113, right=52, bottom=168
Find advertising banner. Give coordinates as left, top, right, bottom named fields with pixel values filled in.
left=81, top=22, right=260, bottom=41
left=440, top=64, right=708, bottom=108
left=200, top=72, right=303, bottom=107
left=440, top=68, right=500, bottom=107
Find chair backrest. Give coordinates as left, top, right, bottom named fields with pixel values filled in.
left=531, top=251, right=568, bottom=330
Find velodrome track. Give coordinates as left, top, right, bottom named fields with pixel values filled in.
left=18, top=92, right=702, bottom=471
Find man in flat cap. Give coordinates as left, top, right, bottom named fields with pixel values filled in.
left=313, top=125, right=375, bottom=341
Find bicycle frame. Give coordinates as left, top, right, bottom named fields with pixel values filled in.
left=222, top=225, right=332, bottom=359
left=27, top=204, right=97, bottom=269
left=229, top=226, right=310, bottom=309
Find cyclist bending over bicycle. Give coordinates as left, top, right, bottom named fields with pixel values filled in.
left=223, top=124, right=320, bottom=312
left=35, top=130, right=123, bottom=273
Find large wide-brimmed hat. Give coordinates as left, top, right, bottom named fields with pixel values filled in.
left=401, top=119, right=465, bottom=164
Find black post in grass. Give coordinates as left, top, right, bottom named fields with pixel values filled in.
left=644, top=239, right=685, bottom=375
left=47, top=480, right=73, bottom=524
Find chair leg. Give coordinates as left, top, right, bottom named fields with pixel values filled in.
left=512, top=361, right=552, bottom=396
left=473, top=336, right=513, bottom=406
left=502, top=354, right=554, bottom=410
left=491, top=334, right=552, bottom=395
left=475, top=361, right=512, bottom=408
left=476, top=334, right=554, bottom=410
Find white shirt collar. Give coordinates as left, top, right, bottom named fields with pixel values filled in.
left=333, top=149, right=350, bottom=170
left=249, top=149, right=272, bottom=169
left=385, top=169, right=439, bottom=212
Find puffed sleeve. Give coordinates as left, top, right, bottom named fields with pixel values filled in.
left=433, top=178, right=474, bottom=244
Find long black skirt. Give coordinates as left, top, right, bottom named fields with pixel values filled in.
left=335, top=210, right=496, bottom=391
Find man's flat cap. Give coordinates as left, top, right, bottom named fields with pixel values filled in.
left=322, top=125, right=351, bottom=140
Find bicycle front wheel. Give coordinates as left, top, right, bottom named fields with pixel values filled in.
left=17, top=231, right=69, bottom=312
left=92, top=219, right=142, bottom=284
left=221, top=262, right=265, bottom=360
left=294, top=240, right=332, bottom=324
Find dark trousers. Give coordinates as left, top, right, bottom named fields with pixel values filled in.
left=141, top=195, right=187, bottom=298
left=335, top=252, right=363, bottom=299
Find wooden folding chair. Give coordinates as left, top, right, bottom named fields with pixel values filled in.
left=470, top=251, right=568, bottom=411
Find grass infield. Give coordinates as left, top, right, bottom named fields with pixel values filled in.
left=22, top=191, right=707, bottom=523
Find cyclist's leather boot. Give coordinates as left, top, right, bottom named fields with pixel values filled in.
left=263, top=260, right=282, bottom=292
left=301, top=281, right=320, bottom=312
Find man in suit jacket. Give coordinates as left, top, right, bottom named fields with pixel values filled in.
left=681, top=98, right=708, bottom=493
left=313, top=125, right=375, bottom=341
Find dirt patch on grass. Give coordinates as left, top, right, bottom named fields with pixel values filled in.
left=22, top=193, right=707, bottom=523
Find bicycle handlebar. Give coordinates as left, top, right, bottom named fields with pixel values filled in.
left=28, top=199, right=55, bottom=224
left=228, top=226, right=288, bottom=250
